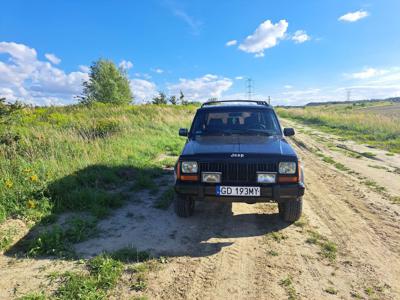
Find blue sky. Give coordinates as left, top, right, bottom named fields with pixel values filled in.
left=1, top=0, right=400, bottom=105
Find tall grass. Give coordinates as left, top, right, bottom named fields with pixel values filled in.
left=0, top=103, right=197, bottom=224
left=276, top=103, right=400, bottom=153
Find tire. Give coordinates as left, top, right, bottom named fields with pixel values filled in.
left=278, top=198, right=302, bottom=222
left=174, top=194, right=195, bottom=217
left=278, top=202, right=285, bottom=219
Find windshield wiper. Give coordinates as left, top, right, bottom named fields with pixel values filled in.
left=197, top=130, right=232, bottom=136
left=241, top=129, right=274, bottom=136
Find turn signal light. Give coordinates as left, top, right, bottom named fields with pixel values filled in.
left=176, top=162, right=181, bottom=179
left=278, top=176, right=298, bottom=183
left=180, top=175, right=199, bottom=181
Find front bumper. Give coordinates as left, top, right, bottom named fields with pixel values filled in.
left=175, top=182, right=305, bottom=203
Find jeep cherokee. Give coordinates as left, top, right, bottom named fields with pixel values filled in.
left=174, top=100, right=305, bottom=222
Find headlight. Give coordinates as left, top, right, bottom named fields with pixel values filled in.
left=181, top=161, right=198, bottom=173
left=279, top=162, right=297, bottom=174
left=202, top=172, right=221, bottom=183
left=257, top=172, right=276, bottom=183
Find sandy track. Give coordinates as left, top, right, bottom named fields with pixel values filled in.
left=144, top=120, right=400, bottom=300
left=1, top=119, right=400, bottom=299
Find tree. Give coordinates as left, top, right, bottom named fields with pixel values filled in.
left=0, top=98, right=25, bottom=119
left=0, top=97, right=7, bottom=116
left=152, top=92, right=168, bottom=105
left=168, top=95, right=178, bottom=105
left=179, top=90, right=189, bottom=105
left=79, top=59, right=133, bottom=105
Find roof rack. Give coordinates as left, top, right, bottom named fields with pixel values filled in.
left=201, top=100, right=270, bottom=107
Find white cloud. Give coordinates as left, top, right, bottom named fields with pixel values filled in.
left=284, top=85, right=293, bottom=89
left=274, top=87, right=332, bottom=105
left=164, top=0, right=202, bottom=35
left=175, top=10, right=200, bottom=31
left=339, top=10, right=369, bottom=22
left=291, top=30, right=311, bottom=44
left=79, top=65, right=90, bottom=73
left=344, top=67, right=400, bottom=80
left=282, top=88, right=321, bottom=97
left=275, top=67, right=400, bottom=105
left=0, top=87, right=15, bottom=100
left=238, top=20, right=288, bottom=57
left=370, top=68, right=400, bottom=84
left=346, top=68, right=388, bottom=79
left=119, top=60, right=133, bottom=70
left=134, top=72, right=152, bottom=79
left=0, top=41, right=37, bottom=62
left=337, top=85, right=400, bottom=101
left=345, top=67, right=400, bottom=86
left=130, top=79, right=157, bottom=103
left=226, top=40, right=237, bottom=47
left=0, top=41, right=88, bottom=105
left=152, top=68, right=164, bottom=74
left=168, top=74, right=233, bottom=102
left=235, top=76, right=244, bottom=80
left=274, top=66, right=400, bottom=105
left=45, top=53, right=61, bottom=65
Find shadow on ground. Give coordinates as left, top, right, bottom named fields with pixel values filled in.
left=6, top=164, right=290, bottom=260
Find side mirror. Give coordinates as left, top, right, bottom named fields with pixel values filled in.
left=179, top=128, right=188, bottom=137
left=283, top=128, right=295, bottom=137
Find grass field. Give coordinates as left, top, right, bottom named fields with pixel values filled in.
left=357, top=102, right=400, bottom=117
left=276, top=101, right=400, bottom=153
left=0, top=104, right=196, bottom=226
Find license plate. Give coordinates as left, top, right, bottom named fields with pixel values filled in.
left=216, top=186, right=260, bottom=197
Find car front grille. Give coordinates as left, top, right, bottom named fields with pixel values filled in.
left=199, top=162, right=277, bottom=184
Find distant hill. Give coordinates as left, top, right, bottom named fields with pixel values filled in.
left=304, top=97, right=400, bottom=107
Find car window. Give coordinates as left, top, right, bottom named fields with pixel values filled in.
left=191, top=109, right=281, bottom=136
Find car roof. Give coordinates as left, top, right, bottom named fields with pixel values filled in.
left=198, top=100, right=273, bottom=111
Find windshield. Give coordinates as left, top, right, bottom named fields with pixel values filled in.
left=190, top=108, right=281, bottom=136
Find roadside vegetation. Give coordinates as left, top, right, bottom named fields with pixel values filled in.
left=279, top=276, right=297, bottom=300
left=0, top=103, right=196, bottom=228
left=18, top=249, right=156, bottom=299
left=276, top=101, right=400, bottom=153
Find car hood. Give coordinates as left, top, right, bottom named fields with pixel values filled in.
left=181, top=135, right=296, bottom=157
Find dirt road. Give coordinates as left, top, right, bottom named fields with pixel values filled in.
left=1, top=119, right=400, bottom=299
left=140, top=120, right=400, bottom=300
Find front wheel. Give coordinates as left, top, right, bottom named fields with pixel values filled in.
left=174, top=194, right=195, bottom=217
left=278, top=198, right=303, bottom=222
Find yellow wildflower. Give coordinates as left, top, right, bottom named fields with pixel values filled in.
left=27, top=199, right=36, bottom=209
left=23, top=168, right=32, bottom=173
left=29, top=175, right=39, bottom=182
left=5, top=179, right=13, bottom=188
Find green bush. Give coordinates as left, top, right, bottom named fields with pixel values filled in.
left=27, top=217, right=98, bottom=257
left=56, top=272, right=105, bottom=300
left=77, top=119, right=122, bottom=139
left=55, top=254, right=123, bottom=299
left=28, top=225, right=71, bottom=257
left=87, top=254, right=124, bottom=289
left=111, top=246, right=150, bottom=263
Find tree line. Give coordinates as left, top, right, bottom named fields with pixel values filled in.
left=78, top=59, right=190, bottom=106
